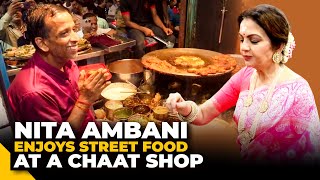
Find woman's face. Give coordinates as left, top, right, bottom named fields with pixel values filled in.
left=43, top=12, right=79, bottom=63
left=239, top=18, right=275, bottom=69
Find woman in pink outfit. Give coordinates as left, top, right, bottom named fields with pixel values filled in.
left=166, top=4, right=320, bottom=164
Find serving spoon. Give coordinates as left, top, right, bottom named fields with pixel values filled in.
left=119, top=91, right=151, bottom=94
left=124, top=80, right=150, bottom=94
left=152, top=36, right=174, bottom=48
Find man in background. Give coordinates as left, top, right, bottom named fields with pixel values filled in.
left=120, top=0, right=175, bottom=59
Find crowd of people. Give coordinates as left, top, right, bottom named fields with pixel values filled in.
left=0, top=0, right=181, bottom=57
left=2, top=0, right=180, bottom=134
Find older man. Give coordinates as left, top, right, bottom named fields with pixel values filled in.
left=7, top=4, right=110, bottom=133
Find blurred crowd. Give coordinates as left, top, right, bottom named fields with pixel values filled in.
left=0, top=0, right=181, bottom=54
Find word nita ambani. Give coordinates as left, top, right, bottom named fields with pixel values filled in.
left=15, top=122, right=188, bottom=139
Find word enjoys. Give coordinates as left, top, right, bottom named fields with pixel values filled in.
left=14, top=140, right=189, bottom=153
left=15, top=122, right=188, bottom=139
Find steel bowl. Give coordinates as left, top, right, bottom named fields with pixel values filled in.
left=113, top=107, right=134, bottom=122
left=133, top=104, right=151, bottom=115
left=108, top=59, right=144, bottom=87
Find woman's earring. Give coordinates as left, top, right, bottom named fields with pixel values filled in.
left=272, top=52, right=283, bottom=64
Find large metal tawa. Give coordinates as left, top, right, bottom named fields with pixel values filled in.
left=141, top=48, right=235, bottom=78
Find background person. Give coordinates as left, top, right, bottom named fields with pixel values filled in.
left=166, top=4, right=320, bottom=164
left=82, top=12, right=116, bottom=39
left=0, top=0, right=25, bottom=51
left=120, top=0, right=175, bottom=59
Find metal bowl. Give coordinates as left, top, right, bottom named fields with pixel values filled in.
left=152, top=106, right=169, bottom=121
left=128, top=114, right=150, bottom=127
left=113, top=107, right=134, bottom=122
left=108, top=59, right=144, bottom=87
left=133, top=104, right=151, bottom=115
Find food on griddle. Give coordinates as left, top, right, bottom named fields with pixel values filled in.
left=173, top=55, right=205, bottom=68
left=142, top=53, right=237, bottom=76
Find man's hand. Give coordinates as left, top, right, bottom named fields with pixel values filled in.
left=142, top=27, right=154, bottom=37
left=7, top=1, right=23, bottom=17
left=78, top=68, right=111, bottom=104
left=162, top=27, right=173, bottom=36
left=107, top=29, right=117, bottom=37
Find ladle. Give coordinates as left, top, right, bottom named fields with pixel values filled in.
left=124, top=80, right=149, bottom=94
left=119, top=91, right=151, bottom=94
left=152, top=36, right=174, bottom=48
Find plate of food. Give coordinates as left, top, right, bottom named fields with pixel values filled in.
left=77, top=38, right=92, bottom=55
left=2, top=45, right=35, bottom=60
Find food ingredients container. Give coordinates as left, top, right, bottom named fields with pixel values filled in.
left=108, top=59, right=144, bottom=87
left=104, top=100, right=123, bottom=120
left=153, top=106, right=169, bottom=121
left=113, top=107, right=134, bottom=122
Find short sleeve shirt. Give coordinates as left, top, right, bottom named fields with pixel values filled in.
left=7, top=52, right=95, bottom=131
left=120, top=0, right=156, bottom=26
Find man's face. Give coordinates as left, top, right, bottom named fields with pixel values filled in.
left=83, top=16, right=98, bottom=33
left=12, top=11, right=22, bottom=22
left=43, top=12, right=79, bottom=62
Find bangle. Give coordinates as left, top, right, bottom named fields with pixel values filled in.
left=77, top=99, right=92, bottom=106
left=75, top=103, right=89, bottom=112
left=177, top=101, right=199, bottom=123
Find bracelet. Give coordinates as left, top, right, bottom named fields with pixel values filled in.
left=75, top=103, right=89, bottom=112
left=77, top=99, right=92, bottom=106
left=177, top=101, right=199, bottom=123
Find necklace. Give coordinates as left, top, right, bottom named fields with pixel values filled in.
left=238, top=65, right=284, bottom=150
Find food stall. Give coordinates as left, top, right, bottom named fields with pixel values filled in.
left=3, top=34, right=136, bottom=77
left=92, top=47, right=245, bottom=126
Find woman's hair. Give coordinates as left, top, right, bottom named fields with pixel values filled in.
left=238, top=4, right=290, bottom=50
left=26, top=4, right=70, bottom=49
